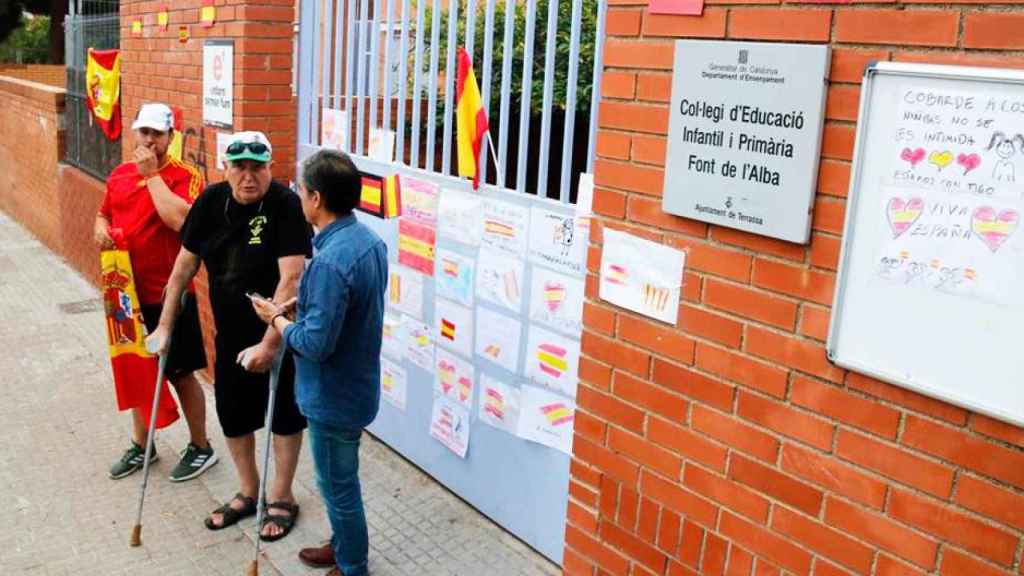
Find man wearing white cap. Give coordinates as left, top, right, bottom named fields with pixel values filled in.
left=94, top=102, right=218, bottom=482
left=148, top=131, right=312, bottom=541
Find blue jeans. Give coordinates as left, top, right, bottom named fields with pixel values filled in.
left=308, top=420, right=369, bottom=576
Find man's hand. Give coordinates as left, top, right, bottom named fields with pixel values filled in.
left=134, top=145, right=159, bottom=178
left=93, top=222, right=114, bottom=250
left=145, top=325, right=171, bottom=356
left=237, top=341, right=276, bottom=373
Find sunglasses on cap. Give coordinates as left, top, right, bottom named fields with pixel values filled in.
left=226, top=141, right=270, bottom=156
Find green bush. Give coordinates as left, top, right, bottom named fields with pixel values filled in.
left=0, top=13, right=50, bottom=64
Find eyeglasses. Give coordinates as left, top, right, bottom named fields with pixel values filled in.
left=226, top=141, right=269, bottom=156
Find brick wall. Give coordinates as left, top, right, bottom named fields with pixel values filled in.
left=569, top=4, right=1024, bottom=576
left=0, top=65, right=66, bottom=88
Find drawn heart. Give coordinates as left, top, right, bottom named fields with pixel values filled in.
left=438, top=361, right=456, bottom=394
left=544, top=281, right=566, bottom=312
left=972, top=206, right=1019, bottom=252
left=900, top=147, right=926, bottom=167
left=928, top=150, right=953, bottom=170
left=957, top=153, right=982, bottom=175
left=886, top=197, right=925, bottom=239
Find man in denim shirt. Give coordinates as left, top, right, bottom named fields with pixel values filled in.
left=252, top=150, right=387, bottom=576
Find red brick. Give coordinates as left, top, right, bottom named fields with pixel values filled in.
left=771, top=507, right=874, bottom=575
left=580, top=356, right=613, bottom=391
left=812, top=198, right=846, bottom=236
left=893, top=50, right=1024, bottom=71
left=642, top=8, right=727, bottom=38
left=876, top=555, right=927, bottom=576
left=639, top=469, right=719, bottom=528
left=683, top=271, right=702, bottom=303
left=572, top=458, right=603, bottom=489
left=603, top=39, right=675, bottom=70
left=821, top=124, right=856, bottom=161
left=638, top=497, right=659, bottom=543
left=729, top=454, right=824, bottom=516
left=831, top=49, right=890, bottom=84
left=584, top=302, right=616, bottom=337
left=636, top=74, right=672, bottom=104
left=846, top=372, right=968, bottom=426
left=609, top=426, right=683, bottom=479
left=940, top=549, right=1009, bottom=576
left=648, top=416, right=730, bottom=473
left=575, top=410, right=609, bottom=444
left=825, top=85, right=861, bottom=123
left=683, top=464, right=770, bottom=524
left=781, top=444, right=887, bottom=510
left=566, top=524, right=630, bottom=576
left=810, top=234, right=842, bottom=271
left=837, top=429, right=954, bottom=498
left=694, top=405, right=781, bottom=463
left=617, top=486, right=640, bottom=533
left=665, top=237, right=752, bottom=283
left=569, top=500, right=600, bottom=535
left=562, top=547, right=596, bottom=576
left=702, top=532, right=728, bottom=576
left=596, top=130, right=631, bottom=161
left=834, top=10, right=959, bottom=47
left=571, top=478, right=600, bottom=509
left=614, top=371, right=688, bottom=422
left=679, top=304, right=743, bottom=348
left=631, top=134, right=667, bottom=166
left=729, top=9, right=831, bottom=42
left=578, top=385, right=646, bottom=435
left=575, top=435, right=641, bottom=486
left=679, top=519, right=704, bottom=568
left=601, top=475, right=621, bottom=520
left=818, top=160, right=851, bottom=199
left=583, top=330, right=651, bottom=378
left=695, top=343, right=789, bottom=399
left=964, top=13, right=1024, bottom=49
left=889, top=488, right=1017, bottom=566
left=599, top=101, right=670, bottom=136
left=902, top=415, right=1024, bottom=490
left=652, top=358, right=735, bottom=413
left=798, top=305, right=830, bottom=342
left=737, top=391, right=834, bottom=450
left=719, top=512, right=812, bottom=576
left=825, top=497, right=938, bottom=570
left=726, top=547, right=754, bottom=576
left=745, top=326, right=844, bottom=383
left=601, top=71, right=636, bottom=100
left=970, top=413, right=1024, bottom=449
left=594, top=158, right=664, bottom=196
left=752, top=258, right=835, bottom=306
left=606, top=8, right=643, bottom=36
left=704, top=278, right=798, bottom=330
left=658, top=508, right=681, bottom=555
left=710, top=226, right=806, bottom=263
left=619, top=314, right=696, bottom=365
left=790, top=377, right=901, bottom=439
left=754, top=561, right=781, bottom=576
left=628, top=195, right=708, bottom=237
left=669, top=560, right=700, bottom=576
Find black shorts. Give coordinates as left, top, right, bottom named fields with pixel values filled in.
left=213, top=335, right=307, bottom=439
left=141, top=293, right=207, bottom=381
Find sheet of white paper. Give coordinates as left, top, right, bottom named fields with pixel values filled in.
left=474, top=307, right=522, bottom=374
left=475, top=248, right=525, bottom=313
left=430, top=393, right=470, bottom=458
left=575, top=173, right=594, bottom=218
left=477, top=374, right=520, bottom=433
left=438, top=188, right=483, bottom=245
left=320, top=108, right=349, bottom=150
left=434, top=347, right=475, bottom=409
left=435, top=298, right=474, bottom=358
left=524, top=324, right=580, bottom=398
left=516, top=385, right=575, bottom=455
left=481, top=198, right=530, bottom=258
left=529, top=267, right=585, bottom=336
left=387, top=265, right=425, bottom=320
left=216, top=131, right=233, bottom=170
left=381, top=357, right=407, bottom=411
left=528, top=207, right=588, bottom=276
left=369, top=128, right=396, bottom=162
left=402, top=176, right=440, bottom=225
left=382, top=311, right=405, bottom=359
left=403, top=318, right=435, bottom=371
left=435, top=248, right=476, bottom=306
left=599, top=228, right=685, bottom=325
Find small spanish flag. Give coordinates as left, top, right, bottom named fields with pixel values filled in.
left=541, top=402, right=574, bottom=426
left=200, top=0, right=216, bottom=27
left=85, top=48, right=122, bottom=141
left=358, top=173, right=402, bottom=218
left=455, top=48, right=489, bottom=190
left=441, top=318, right=456, bottom=341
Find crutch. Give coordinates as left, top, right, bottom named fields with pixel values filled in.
left=247, top=344, right=288, bottom=576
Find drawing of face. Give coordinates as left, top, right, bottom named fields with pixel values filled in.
left=996, top=139, right=1015, bottom=159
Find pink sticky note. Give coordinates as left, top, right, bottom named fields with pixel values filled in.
left=649, top=0, right=704, bottom=16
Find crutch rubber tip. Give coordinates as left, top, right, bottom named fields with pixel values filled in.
left=247, top=560, right=258, bottom=576
left=129, top=525, right=142, bottom=547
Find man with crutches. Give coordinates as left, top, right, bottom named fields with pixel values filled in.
left=147, top=131, right=312, bottom=541
left=252, top=150, right=387, bottom=576
left=94, top=102, right=217, bottom=483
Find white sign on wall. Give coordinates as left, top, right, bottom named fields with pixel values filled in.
left=662, top=40, right=830, bottom=244
left=203, top=40, right=234, bottom=128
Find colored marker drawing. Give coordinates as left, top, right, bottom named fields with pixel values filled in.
left=435, top=248, right=475, bottom=306
left=475, top=249, right=524, bottom=313
left=477, top=374, right=520, bottom=433
left=481, top=198, right=530, bottom=257
left=525, top=325, right=580, bottom=398
left=474, top=307, right=521, bottom=374
left=529, top=268, right=584, bottom=336
left=434, top=347, right=474, bottom=409
left=516, top=385, right=575, bottom=455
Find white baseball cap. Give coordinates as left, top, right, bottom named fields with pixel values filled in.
left=131, top=103, right=174, bottom=132
left=224, top=131, right=273, bottom=163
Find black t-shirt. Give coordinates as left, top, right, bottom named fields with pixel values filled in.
left=181, top=180, right=312, bottom=348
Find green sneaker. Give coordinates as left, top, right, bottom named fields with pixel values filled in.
left=109, top=441, right=158, bottom=480
left=168, top=442, right=219, bottom=483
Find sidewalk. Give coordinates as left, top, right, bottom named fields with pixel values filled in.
left=0, top=212, right=560, bottom=576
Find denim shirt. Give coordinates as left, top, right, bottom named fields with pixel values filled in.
left=283, top=215, right=388, bottom=428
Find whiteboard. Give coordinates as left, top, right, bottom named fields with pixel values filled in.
left=828, top=62, right=1024, bottom=427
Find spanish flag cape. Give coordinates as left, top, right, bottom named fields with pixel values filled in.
left=455, top=48, right=489, bottom=190
left=85, top=48, right=122, bottom=141
left=102, top=229, right=179, bottom=429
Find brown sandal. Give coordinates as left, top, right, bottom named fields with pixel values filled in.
left=204, top=492, right=257, bottom=530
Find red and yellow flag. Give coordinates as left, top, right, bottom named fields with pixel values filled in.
left=455, top=48, right=489, bottom=190
left=85, top=48, right=122, bottom=141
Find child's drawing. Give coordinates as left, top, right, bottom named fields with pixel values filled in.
left=986, top=132, right=1023, bottom=183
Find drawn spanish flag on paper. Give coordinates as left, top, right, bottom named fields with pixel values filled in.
left=483, top=344, right=501, bottom=359
left=382, top=371, right=394, bottom=393
left=536, top=343, right=568, bottom=378
left=484, top=219, right=516, bottom=238
left=442, top=257, right=459, bottom=278
left=398, top=220, right=436, bottom=276
left=388, top=272, right=401, bottom=305
left=485, top=388, right=505, bottom=420
left=458, top=376, right=472, bottom=403
left=544, top=281, right=566, bottom=312
left=541, top=402, right=574, bottom=426
left=606, top=264, right=629, bottom=285
left=441, top=318, right=456, bottom=341
left=200, top=0, right=216, bottom=27
left=438, top=360, right=456, bottom=395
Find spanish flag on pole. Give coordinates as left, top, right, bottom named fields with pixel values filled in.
left=85, top=48, right=122, bottom=141
left=456, top=48, right=489, bottom=190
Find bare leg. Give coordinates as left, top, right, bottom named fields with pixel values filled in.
left=208, top=433, right=259, bottom=527
left=262, top=431, right=303, bottom=538
left=171, top=373, right=209, bottom=448
left=131, top=407, right=148, bottom=446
